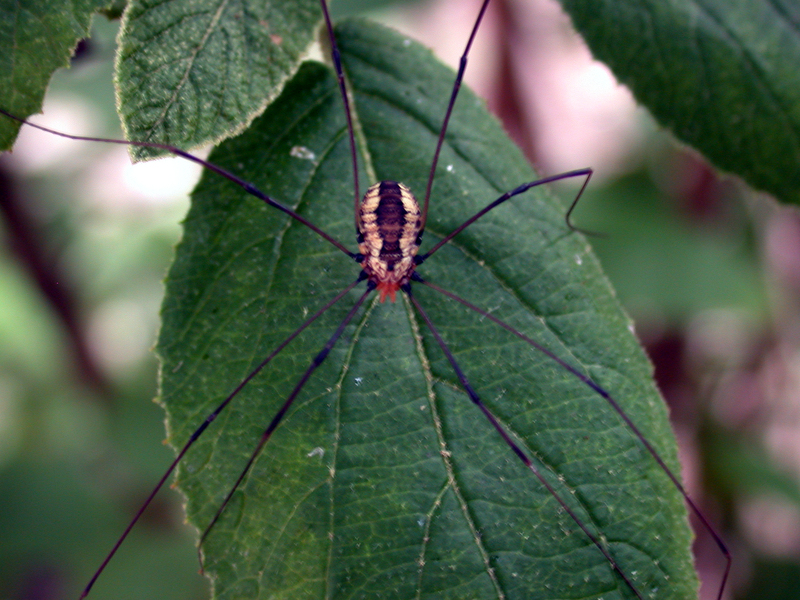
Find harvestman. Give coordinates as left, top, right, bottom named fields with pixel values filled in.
left=0, top=0, right=728, bottom=598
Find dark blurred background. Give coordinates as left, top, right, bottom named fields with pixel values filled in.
left=0, top=1, right=797, bottom=599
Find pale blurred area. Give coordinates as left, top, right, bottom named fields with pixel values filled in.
left=0, top=0, right=798, bottom=599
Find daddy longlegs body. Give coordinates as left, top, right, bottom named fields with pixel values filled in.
left=0, top=1, right=729, bottom=598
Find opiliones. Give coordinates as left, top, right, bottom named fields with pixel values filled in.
left=0, top=0, right=729, bottom=598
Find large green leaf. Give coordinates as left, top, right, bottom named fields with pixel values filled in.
left=557, top=0, right=800, bottom=205
left=157, top=19, right=697, bottom=600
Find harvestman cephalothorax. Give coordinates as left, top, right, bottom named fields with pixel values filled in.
left=0, top=0, right=729, bottom=598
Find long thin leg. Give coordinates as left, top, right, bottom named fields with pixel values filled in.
left=410, top=0, right=597, bottom=241
left=564, top=172, right=606, bottom=237
left=320, top=0, right=362, bottom=233
left=197, top=283, right=375, bottom=559
left=404, top=284, right=646, bottom=600
left=418, top=168, right=592, bottom=262
left=420, top=0, right=493, bottom=232
left=415, top=276, right=731, bottom=600
left=78, top=276, right=365, bottom=599
left=0, top=108, right=355, bottom=259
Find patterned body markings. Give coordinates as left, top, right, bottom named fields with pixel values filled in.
left=358, top=181, right=422, bottom=302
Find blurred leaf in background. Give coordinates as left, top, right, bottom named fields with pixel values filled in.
left=0, top=14, right=206, bottom=600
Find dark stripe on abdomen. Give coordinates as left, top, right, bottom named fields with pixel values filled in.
left=376, top=182, right=407, bottom=242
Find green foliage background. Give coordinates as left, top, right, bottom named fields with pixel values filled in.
left=0, top=0, right=797, bottom=599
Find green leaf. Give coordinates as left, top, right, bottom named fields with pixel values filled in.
left=0, top=0, right=110, bottom=150
left=6, top=0, right=795, bottom=209
left=115, top=0, right=321, bottom=159
left=158, top=19, right=698, bottom=600
left=557, top=0, right=800, bottom=204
